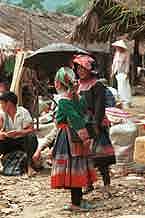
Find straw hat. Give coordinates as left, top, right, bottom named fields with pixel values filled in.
left=112, top=39, right=128, bottom=50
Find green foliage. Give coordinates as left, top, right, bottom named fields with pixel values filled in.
left=56, top=0, right=91, bottom=16
left=96, top=0, right=145, bottom=41
left=16, top=0, right=45, bottom=10
left=0, top=0, right=13, bottom=3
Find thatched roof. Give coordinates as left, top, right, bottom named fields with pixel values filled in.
left=0, top=3, right=76, bottom=50
left=70, top=0, right=145, bottom=45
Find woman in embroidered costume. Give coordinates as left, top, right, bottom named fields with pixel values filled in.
left=51, top=67, right=97, bottom=211
left=73, top=55, right=116, bottom=198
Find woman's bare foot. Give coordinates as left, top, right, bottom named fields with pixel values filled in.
left=27, top=165, right=37, bottom=177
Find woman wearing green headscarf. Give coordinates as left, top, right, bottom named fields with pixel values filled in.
left=51, top=67, right=97, bottom=211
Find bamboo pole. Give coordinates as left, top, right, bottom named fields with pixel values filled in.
left=29, top=16, right=39, bottom=130
left=10, top=51, right=27, bottom=104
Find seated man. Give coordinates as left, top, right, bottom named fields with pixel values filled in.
left=0, top=91, right=38, bottom=176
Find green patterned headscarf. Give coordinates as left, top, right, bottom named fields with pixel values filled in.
left=55, top=67, right=76, bottom=90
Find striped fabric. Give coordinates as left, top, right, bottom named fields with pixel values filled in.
left=105, top=107, right=131, bottom=124
left=51, top=128, right=96, bottom=188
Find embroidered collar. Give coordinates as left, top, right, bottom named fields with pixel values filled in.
left=78, top=77, right=97, bottom=92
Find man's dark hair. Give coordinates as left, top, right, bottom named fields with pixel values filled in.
left=0, top=91, right=18, bottom=105
left=0, top=74, right=9, bottom=85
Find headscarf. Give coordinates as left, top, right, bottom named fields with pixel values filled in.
left=73, top=55, right=95, bottom=70
left=55, top=67, right=76, bottom=91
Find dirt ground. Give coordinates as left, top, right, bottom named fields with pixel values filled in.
left=0, top=95, right=145, bottom=218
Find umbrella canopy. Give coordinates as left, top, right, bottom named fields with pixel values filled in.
left=24, top=43, right=89, bottom=75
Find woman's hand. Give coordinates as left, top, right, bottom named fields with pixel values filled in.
left=32, top=148, right=41, bottom=161
left=0, top=131, right=7, bottom=140
left=6, top=130, right=22, bottom=138
left=83, top=138, right=92, bottom=147
left=83, top=138, right=94, bottom=155
left=47, top=148, right=53, bottom=165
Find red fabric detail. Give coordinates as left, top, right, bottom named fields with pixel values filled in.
left=71, top=142, right=91, bottom=156
left=92, top=145, right=115, bottom=157
left=102, top=116, right=111, bottom=126
left=104, top=146, right=114, bottom=155
left=105, top=107, right=131, bottom=118
left=51, top=170, right=97, bottom=188
left=56, top=159, right=68, bottom=165
left=78, top=78, right=97, bottom=92
left=57, top=123, right=68, bottom=129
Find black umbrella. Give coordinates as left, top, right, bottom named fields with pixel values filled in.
left=24, top=43, right=89, bottom=74
left=24, top=43, right=89, bottom=129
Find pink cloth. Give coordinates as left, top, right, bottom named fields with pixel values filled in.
left=105, top=107, right=131, bottom=124
left=73, top=55, right=94, bottom=70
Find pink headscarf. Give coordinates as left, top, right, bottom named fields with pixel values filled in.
left=73, top=55, right=95, bottom=70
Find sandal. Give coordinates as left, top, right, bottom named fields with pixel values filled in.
left=63, top=204, right=87, bottom=212
left=80, top=200, right=97, bottom=210
left=63, top=204, right=73, bottom=211
left=63, top=202, right=95, bottom=212
left=81, top=199, right=105, bottom=209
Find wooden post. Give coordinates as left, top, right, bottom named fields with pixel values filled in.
left=140, top=0, right=144, bottom=69
left=133, top=38, right=140, bottom=85
left=35, top=73, right=39, bottom=131
left=142, top=55, right=145, bottom=68
left=109, top=32, right=116, bottom=87
left=29, top=16, right=39, bottom=130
